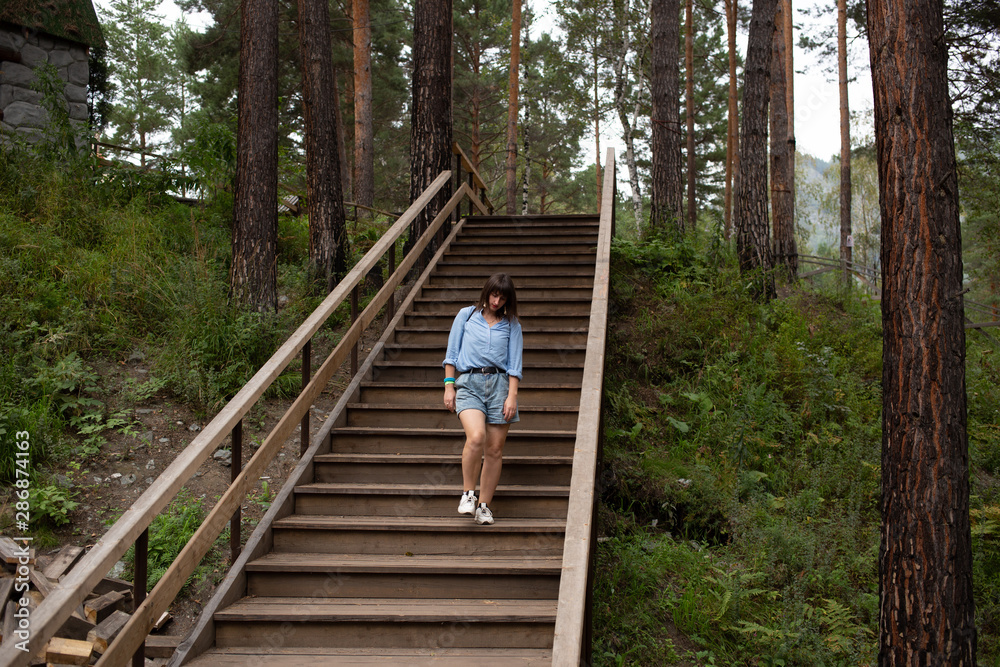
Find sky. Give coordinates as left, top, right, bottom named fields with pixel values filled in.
left=93, top=0, right=873, bottom=164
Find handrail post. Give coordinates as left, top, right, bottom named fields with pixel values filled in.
left=131, top=529, right=148, bottom=667
left=301, top=340, right=311, bottom=455
left=351, top=286, right=359, bottom=376
left=386, top=244, right=396, bottom=322
left=454, top=154, right=462, bottom=223
left=230, top=420, right=242, bottom=562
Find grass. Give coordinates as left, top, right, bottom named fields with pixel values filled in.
left=594, top=231, right=1000, bottom=665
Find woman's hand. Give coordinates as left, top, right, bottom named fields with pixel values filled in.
left=503, top=394, right=518, bottom=421
left=444, top=384, right=457, bottom=412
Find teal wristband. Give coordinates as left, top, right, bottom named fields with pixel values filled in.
left=443, top=377, right=455, bottom=384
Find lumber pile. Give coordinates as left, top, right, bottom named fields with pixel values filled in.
left=0, top=538, right=179, bottom=665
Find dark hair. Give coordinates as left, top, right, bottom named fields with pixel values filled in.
left=474, top=273, right=518, bottom=322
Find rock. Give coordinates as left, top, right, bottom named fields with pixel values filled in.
left=188, top=423, right=202, bottom=432
left=52, top=474, right=73, bottom=489
left=63, top=83, right=87, bottom=104
left=159, top=438, right=170, bottom=444
left=213, top=449, right=232, bottom=466
left=109, top=473, right=122, bottom=480
left=136, top=369, right=148, bottom=374
left=3, top=101, right=48, bottom=128
left=277, top=295, right=290, bottom=308
left=1, top=62, right=35, bottom=87
left=120, top=474, right=137, bottom=487
left=136, top=408, right=155, bottom=415
left=93, top=477, right=102, bottom=484
left=19, top=43, right=47, bottom=68
left=127, top=348, right=145, bottom=363
left=49, top=50, right=75, bottom=68
left=145, top=477, right=154, bottom=485
left=68, top=101, right=87, bottom=121
left=146, top=459, right=156, bottom=470
left=176, top=421, right=184, bottom=426
left=139, top=431, right=154, bottom=445
left=108, top=560, right=126, bottom=579
left=67, top=61, right=88, bottom=86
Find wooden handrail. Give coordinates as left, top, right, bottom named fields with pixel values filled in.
left=451, top=142, right=492, bottom=204
left=551, top=148, right=616, bottom=665
left=0, top=170, right=491, bottom=667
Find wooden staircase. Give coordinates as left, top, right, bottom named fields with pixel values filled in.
left=178, top=214, right=600, bottom=665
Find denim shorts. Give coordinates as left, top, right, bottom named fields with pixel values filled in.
left=455, top=372, right=519, bottom=424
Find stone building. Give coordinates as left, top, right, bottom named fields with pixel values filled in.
left=0, top=0, right=104, bottom=143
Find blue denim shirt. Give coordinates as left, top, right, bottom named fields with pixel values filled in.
left=442, top=306, right=523, bottom=379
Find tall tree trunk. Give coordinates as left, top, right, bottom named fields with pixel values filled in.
left=684, top=0, right=696, bottom=231
left=784, top=0, right=794, bottom=235
left=300, top=0, right=349, bottom=292
left=505, top=0, right=522, bottom=213
left=838, top=0, right=852, bottom=282
left=770, top=0, right=797, bottom=279
left=521, top=9, right=531, bottom=215
left=593, top=50, right=602, bottom=213
left=409, top=0, right=453, bottom=248
left=333, top=69, right=351, bottom=199
left=612, top=0, right=645, bottom=232
left=650, top=0, right=683, bottom=234
left=734, top=0, right=776, bottom=299
left=868, top=0, right=976, bottom=662
left=231, top=0, right=278, bottom=312
left=353, top=0, right=374, bottom=219
left=724, top=0, right=738, bottom=240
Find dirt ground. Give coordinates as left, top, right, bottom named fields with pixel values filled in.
left=0, top=324, right=388, bottom=650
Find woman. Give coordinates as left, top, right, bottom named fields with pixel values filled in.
left=442, top=273, right=523, bottom=525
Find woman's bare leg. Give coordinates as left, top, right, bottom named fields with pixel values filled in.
left=458, top=409, right=487, bottom=492
left=478, top=423, right=511, bottom=505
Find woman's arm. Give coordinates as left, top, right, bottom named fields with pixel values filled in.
left=444, top=363, right=457, bottom=412
left=503, top=374, right=519, bottom=421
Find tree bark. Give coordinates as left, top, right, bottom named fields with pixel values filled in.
left=409, top=0, right=453, bottom=247
left=838, top=0, right=852, bottom=282
left=734, top=0, right=776, bottom=299
left=783, top=0, right=794, bottom=235
left=867, top=0, right=976, bottom=662
left=612, top=0, right=645, bottom=232
left=299, top=0, right=349, bottom=293
left=353, top=0, right=374, bottom=219
left=770, top=0, right=797, bottom=279
left=231, top=0, right=278, bottom=312
left=650, top=0, right=684, bottom=234
left=724, top=0, right=738, bottom=241
left=593, top=50, right=602, bottom=213
left=505, top=0, right=522, bottom=214
left=684, top=0, right=696, bottom=231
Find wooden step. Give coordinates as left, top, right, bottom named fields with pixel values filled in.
left=427, top=274, right=595, bottom=288
left=434, top=262, right=596, bottom=277
left=412, top=298, right=592, bottom=315
left=448, top=240, right=598, bottom=252
left=419, top=285, right=595, bottom=300
left=456, top=231, right=597, bottom=243
left=382, top=343, right=587, bottom=365
left=245, top=552, right=562, bottom=599
left=325, top=426, right=575, bottom=455
left=271, top=516, right=567, bottom=556
left=359, top=383, right=581, bottom=406
left=312, top=452, right=573, bottom=485
left=185, top=646, right=554, bottom=666
left=292, top=483, right=569, bottom=517
left=392, top=326, right=589, bottom=345
left=343, top=403, right=580, bottom=430
left=213, top=597, right=556, bottom=649
left=372, top=360, right=585, bottom=383
left=404, top=312, right=591, bottom=328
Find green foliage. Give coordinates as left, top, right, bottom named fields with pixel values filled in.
left=597, top=233, right=887, bottom=664
left=123, top=489, right=221, bottom=592
left=29, top=484, right=80, bottom=527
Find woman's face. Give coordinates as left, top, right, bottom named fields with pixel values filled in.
left=488, top=291, right=507, bottom=313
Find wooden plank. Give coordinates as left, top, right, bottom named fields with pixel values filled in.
left=1, top=174, right=458, bottom=667
left=90, top=577, right=132, bottom=598
left=42, top=546, right=85, bottom=581
left=28, top=569, right=56, bottom=597
left=97, top=174, right=463, bottom=667
left=83, top=590, right=130, bottom=624
left=45, top=637, right=93, bottom=665
left=0, top=537, right=34, bottom=564
left=1, top=600, right=15, bottom=644
left=55, top=612, right=95, bottom=641
left=87, top=610, right=130, bottom=654
left=551, top=148, right=615, bottom=667
left=0, top=575, right=14, bottom=607
left=144, top=634, right=180, bottom=658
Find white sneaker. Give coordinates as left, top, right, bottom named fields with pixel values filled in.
left=458, top=491, right=477, bottom=515
left=475, top=504, right=494, bottom=525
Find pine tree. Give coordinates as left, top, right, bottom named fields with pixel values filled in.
left=102, top=0, right=178, bottom=165
left=868, top=0, right=976, bottom=660
left=650, top=0, right=683, bottom=233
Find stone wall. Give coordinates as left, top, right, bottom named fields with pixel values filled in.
left=0, top=23, right=89, bottom=144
